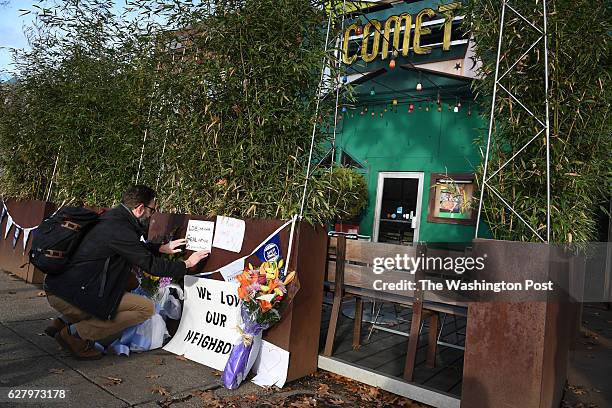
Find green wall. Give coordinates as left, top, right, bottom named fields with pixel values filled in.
left=335, top=70, right=484, bottom=243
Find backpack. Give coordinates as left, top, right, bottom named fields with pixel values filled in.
left=29, top=207, right=101, bottom=275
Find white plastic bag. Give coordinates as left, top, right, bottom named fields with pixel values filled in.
left=131, top=313, right=169, bottom=352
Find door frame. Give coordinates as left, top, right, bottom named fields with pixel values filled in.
left=372, top=171, right=425, bottom=243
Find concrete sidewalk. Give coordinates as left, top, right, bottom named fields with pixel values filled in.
left=0, top=270, right=427, bottom=408
left=2, top=269, right=610, bottom=408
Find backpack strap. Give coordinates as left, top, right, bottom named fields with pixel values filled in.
left=61, top=221, right=82, bottom=231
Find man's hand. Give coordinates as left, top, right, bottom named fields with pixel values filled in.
left=184, top=250, right=210, bottom=269
left=160, top=239, right=187, bottom=254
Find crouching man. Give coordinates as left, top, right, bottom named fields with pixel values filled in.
left=44, top=185, right=209, bottom=360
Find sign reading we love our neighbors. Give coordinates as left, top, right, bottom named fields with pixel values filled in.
left=163, top=277, right=241, bottom=371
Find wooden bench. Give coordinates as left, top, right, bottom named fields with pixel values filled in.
left=323, top=235, right=468, bottom=381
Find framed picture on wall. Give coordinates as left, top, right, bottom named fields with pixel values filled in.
left=427, top=173, right=476, bottom=225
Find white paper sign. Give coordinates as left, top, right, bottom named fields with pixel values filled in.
left=185, top=220, right=215, bottom=251
left=251, top=340, right=290, bottom=388
left=213, top=216, right=245, bottom=253
left=218, top=257, right=246, bottom=282
left=163, top=277, right=241, bottom=371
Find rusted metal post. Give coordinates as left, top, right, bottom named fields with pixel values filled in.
left=324, top=235, right=346, bottom=356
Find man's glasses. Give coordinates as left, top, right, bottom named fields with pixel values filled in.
left=144, top=205, right=157, bottom=214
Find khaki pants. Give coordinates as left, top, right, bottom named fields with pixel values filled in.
left=46, top=292, right=154, bottom=341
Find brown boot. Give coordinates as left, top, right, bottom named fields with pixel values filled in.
left=44, top=318, right=67, bottom=338
left=55, top=326, right=103, bottom=360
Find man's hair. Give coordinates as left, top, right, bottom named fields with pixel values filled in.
left=122, top=185, right=156, bottom=209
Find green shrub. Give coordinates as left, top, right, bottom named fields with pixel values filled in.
left=0, top=0, right=363, bottom=225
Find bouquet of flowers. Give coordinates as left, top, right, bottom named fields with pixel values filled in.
left=222, top=260, right=297, bottom=389
left=138, top=273, right=174, bottom=298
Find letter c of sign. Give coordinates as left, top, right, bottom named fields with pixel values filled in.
left=343, top=23, right=359, bottom=65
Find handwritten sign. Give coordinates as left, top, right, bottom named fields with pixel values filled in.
left=163, top=277, right=241, bottom=370
left=213, top=216, right=245, bottom=253
left=252, top=340, right=290, bottom=388
left=185, top=220, right=215, bottom=251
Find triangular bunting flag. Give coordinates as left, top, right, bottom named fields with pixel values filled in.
left=0, top=206, right=6, bottom=223
left=12, top=226, right=21, bottom=249
left=22, top=228, right=31, bottom=253
left=4, top=215, right=13, bottom=239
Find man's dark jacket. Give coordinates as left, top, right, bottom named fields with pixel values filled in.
left=45, top=205, right=187, bottom=320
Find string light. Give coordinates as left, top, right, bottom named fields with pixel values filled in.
left=341, top=106, right=347, bottom=113
left=342, top=75, right=348, bottom=83
left=392, top=99, right=398, bottom=106
left=370, top=87, right=376, bottom=96
left=355, top=17, right=364, bottom=36
left=389, top=59, right=396, bottom=69
left=416, top=72, right=423, bottom=91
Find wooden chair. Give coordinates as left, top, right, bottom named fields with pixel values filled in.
left=323, top=236, right=466, bottom=381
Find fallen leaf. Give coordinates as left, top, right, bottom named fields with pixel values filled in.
left=154, top=357, right=166, bottom=365
left=192, top=390, right=218, bottom=404
left=568, top=384, right=588, bottom=396
left=37, top=291, right=46, bottom=297
left=49, top=368, right=65, bottom=374
left=146, top=374, right=162, bottom=379
left=213, top=371, right=222, bottom=377
left=105, top=376, right=123, bottom=385
left=151, top=385, right=170, bottom=396
left=329, top=398, right=345, bottom=405
left=360, top=386, right=380, bottom=401
left=317, top=383, right=331, bottom=396
left=175, top=355, right=188, bottom=361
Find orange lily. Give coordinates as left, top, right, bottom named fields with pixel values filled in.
left=236, top=271, right=252, bottom=286
left=238, top=286, right=250, bottom=300
left=268, top=279, right=279, bottom=292
left=259, top=299, right=273, bottom=312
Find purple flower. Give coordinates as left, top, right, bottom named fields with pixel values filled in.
left=159, top=277, right=172, bottom=289
left=246, top=283, right=261, bottom=293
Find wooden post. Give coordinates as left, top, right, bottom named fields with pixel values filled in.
left=403, top=243, right=427, bottom=381
left=324, top=235, right=346, bottom=356
left=353, top=297, right=363, bottom=349
left=426, top=312, right=439, bottom=368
